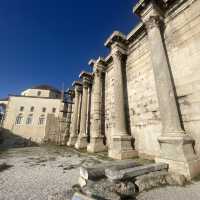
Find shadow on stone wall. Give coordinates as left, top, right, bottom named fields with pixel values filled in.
left=0, top=128, right=38, bottom=150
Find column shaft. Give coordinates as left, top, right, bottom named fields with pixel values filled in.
left=87, top=62, right=106, bottom=153
left=112, top=52, right=127, bottom=135
left=75, top=74, right=92, bottom=149
left=108, top=43, right=138, bottom=160
left=146, top=17, right=183, bottom=135
left=67, top=84, right=82, bottom=146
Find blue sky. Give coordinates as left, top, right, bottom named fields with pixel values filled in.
left=0, top=0, right=139, bottom=98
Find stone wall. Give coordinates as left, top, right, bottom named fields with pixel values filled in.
left=164, top=0, right=200, bottom=154
left=104, top=62, right=114, bottom=149
left=126, top=32, right=162, bottom=158
left=103, top=0, right=200, bottom=158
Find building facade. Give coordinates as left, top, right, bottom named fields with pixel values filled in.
left=48, top=0, right=200, bottom=179
left=2, top=85, right=64, bottom=143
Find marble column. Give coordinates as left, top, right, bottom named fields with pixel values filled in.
left=75, top=72, right=92, bottom=149
left=87, top=58, right=106, bottom=153
left=67, top=81, right=82, bottom=147
left=134, top=0, right=200, bottom=179
left=63, top=89, right=74, bottom=145
left=105, top=31, right=138, bottom=159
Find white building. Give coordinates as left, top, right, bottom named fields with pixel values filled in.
left=2, top=85, right=63, bottom=143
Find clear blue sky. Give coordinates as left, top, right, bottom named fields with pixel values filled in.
left=0, top=0, right=139, bottom=98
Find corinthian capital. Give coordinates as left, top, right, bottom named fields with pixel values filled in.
left=89, top=57, right=106, bottom=75
left=72, top=81, right=82, bottom=93
left=79, top=71, right=93, bottom=88
left=144, top=16, right=162, bottom=31
left=111, top=42, right=127, bottom=62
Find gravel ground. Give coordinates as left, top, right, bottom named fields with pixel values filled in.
left=0, top=146, right=106, bottom=200
left=1, top=146, right=200, bottom=200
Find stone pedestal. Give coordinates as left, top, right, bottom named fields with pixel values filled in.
left=109, top=135, right=138, bottom=160
left=134, top=0, right=200, bottom=179
left=105, top=32, right=138, bottom=160
left=67, top=81, right=82, bottom=147
left=87, top=136, right=107, bottom=153
left=155, top=134, right=200, bottom=179
left=87, top=58, right=106, bottom=153
left=75, top=72, right=92, bottom=150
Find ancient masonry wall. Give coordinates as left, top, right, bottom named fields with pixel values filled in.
left=164, top=0, right=200, bottom=154
left=126, top=32, right=161, bottom=158
left=104, top=0, right=200, bottom=157
left=104, top=62, right=114, bottom=149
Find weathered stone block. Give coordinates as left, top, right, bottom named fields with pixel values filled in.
left=80, top=160, right=140, bottom=180
left=135, top=171, right=168, bottom=192
left=106, top=163, right=168, bottom=182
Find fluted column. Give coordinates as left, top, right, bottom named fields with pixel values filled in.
left=63, top=89, right=74, bottom=145
left=87, top=58, right=106, bottom=153
left=134, top=0, right=200, bottom=179
left=67, top=81, right=82, bottom=147
left=75, top=72, right=92, bottom=149
left=105, top=32, right=138, bottom=159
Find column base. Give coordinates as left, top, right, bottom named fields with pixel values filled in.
left=67, top=136, right=78, bottom=147
left=62, top=135, right=69, bottom=146
left=87, top=137, right=107, bottom=153
left=156, top=134, right=200, bottom=180
left=75, top=136, right=88, bottom=150
left=108, top=135, right=138, bottom=160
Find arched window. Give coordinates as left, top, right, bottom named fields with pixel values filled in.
left=20, top=106, right=24, bottom=112
left=30, top=106, right=34, bottom=112
left=26, top=114, right=33, bottom=125
left=42, top=107, right=46, bottom=113
left=52, top=108, right=56, bottom=113
left=15, top=114, right=23, bottom=125
left=38, top=115, right=45, bottom=125
left=37, top=91, right=41, bottom=96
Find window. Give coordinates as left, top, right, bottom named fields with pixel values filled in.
left=26, top=114, right=33, bottom=125
left=52, top=108, right=56, bottom=113
left=38, top=115, right=45, bottom=125
left=42, top=107, right=46, bottom=113
left=30, top=106, right=34, bottom=112
left=37, top=91, right=41, bottom=96
left=20, top=106, right=24, bottom=112
left=15, top=114, right=23, bottom=125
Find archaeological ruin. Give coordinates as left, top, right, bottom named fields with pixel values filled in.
left=32, top=0, right=200, bottom=179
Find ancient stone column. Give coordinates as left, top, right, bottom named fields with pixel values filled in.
left=67, top=81, right=82, bottom=147
left=134, top=0, right=200, bottom=179
left=105, top=31, right=138, bottom=160
left=63, top=89, right=74, bottom=145
left=87, top=58, right=106, bottom=153
left=75, top=72, right=92, bottom=149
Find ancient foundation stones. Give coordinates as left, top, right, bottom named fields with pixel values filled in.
left=80, top=160, right=140, bottom=180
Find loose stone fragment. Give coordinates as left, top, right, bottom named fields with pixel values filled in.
left=72, top=192, right=96, bottom=200
left=114, top=181, right=136, bottom=197
left=165, top=173, right=186, bottom=186
left=135, top=171, right=168, bottom=192
left=78, top=176, right=87, bottom=187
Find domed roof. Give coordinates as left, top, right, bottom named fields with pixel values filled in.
left=31, top=84, right=61, bottom=94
